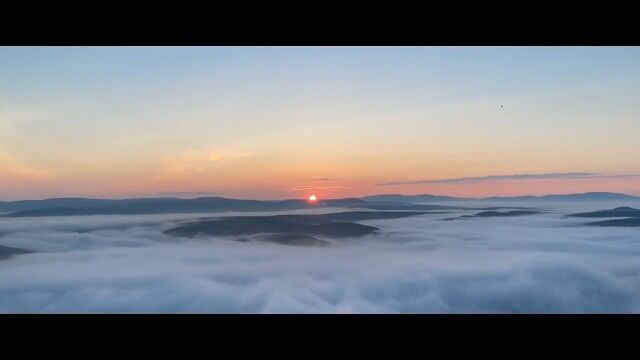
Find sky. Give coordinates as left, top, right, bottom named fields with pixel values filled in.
left=1, top=46, right=639, bottom=200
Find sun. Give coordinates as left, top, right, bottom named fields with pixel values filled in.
left=308, top=194, right=318, bottom=202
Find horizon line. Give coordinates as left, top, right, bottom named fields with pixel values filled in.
left=2, top=190, right=638, bottom=203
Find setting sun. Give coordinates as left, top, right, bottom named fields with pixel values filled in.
left=308, top=194, right=318, bottom=202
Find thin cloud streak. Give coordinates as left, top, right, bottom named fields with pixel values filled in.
left=377, top=172, right=640, bottom=186
left=136, top=191, right=221, bottom=198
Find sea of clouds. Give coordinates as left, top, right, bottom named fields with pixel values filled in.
left=1, top=202, right=639, bottom=313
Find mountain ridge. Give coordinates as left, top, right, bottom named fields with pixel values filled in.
left=363, top=192, right=638, bottom=203
left=0, top=192, right=636, bottom=217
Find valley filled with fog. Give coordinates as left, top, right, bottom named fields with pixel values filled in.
left=1, top=200, right=639, bottom=313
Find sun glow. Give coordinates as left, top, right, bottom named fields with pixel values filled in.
left=308, top=194, right=318, bottom=202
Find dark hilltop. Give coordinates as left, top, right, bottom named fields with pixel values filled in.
left=568, top=207, right=640, bottom=227
left=164, top=211, right=431, bottom=245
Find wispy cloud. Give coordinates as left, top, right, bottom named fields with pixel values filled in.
left=291, top=184, right=345, bottom=193
left=157, top=149, right=252, bottom=178
left=0, top=108, right=48, bottom=134
left=377, top=172, right=640, bottom=186
left=155, top=191, right=219, bottom=198
left=0, top=151, right=52, bottom=180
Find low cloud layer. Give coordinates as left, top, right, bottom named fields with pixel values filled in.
left=0, top=203, right=639, bottom=313
left=378, top=172, right=640, bottom=186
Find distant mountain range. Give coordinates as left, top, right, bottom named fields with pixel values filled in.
left=0, top=192, right=637, bottom=217
left=0, top=197, right=368, bottom=217
left=363, top=192, right=638, bottom=203
left=363, top=194, right=465, bottom=202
